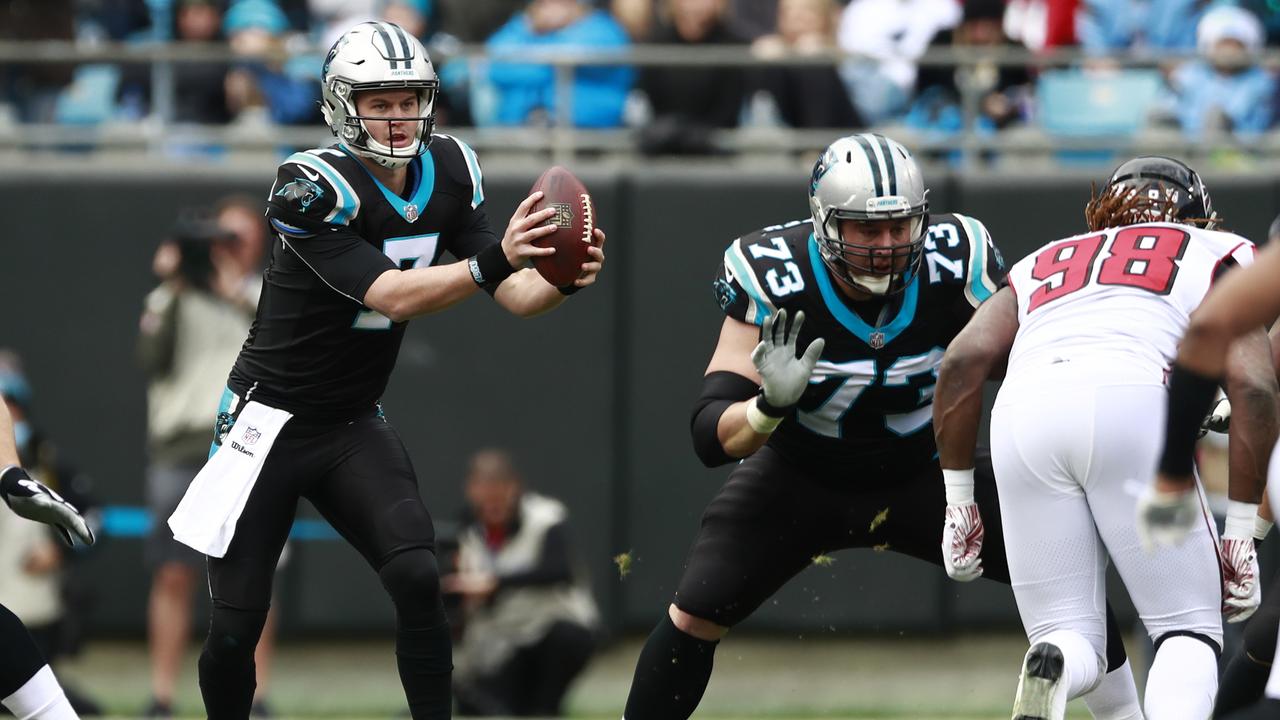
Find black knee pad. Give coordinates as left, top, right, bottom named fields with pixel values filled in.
left=378, top=549, right=444, bottom=628
left=1153, top=630, right=1222, bottom=659
left=1242, top=603, right=1280, bottom=664
left=205, top=605, right=269, bottom=661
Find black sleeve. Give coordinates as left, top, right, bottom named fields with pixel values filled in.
left=281, top=228, right=397, bottom=303
left=495, top=521, right=574, bottom=590
left=445, top=202, right=499, bottom=262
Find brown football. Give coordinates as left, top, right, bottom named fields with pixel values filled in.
left=529, top=166, right=598, bottom=288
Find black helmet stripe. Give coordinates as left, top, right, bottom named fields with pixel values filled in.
left=852, top=134, right=885, bottom=197
left=875, top=135, right=898, bottom=196
left=388, top=22, right=413, bottom=63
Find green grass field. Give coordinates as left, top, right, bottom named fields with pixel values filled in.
left=55, top=632, right=1117, bottom=718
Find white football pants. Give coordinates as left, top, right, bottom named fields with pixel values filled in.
left=992, top=380, right=1222, bottom=711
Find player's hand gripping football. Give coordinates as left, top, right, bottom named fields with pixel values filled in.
left=942, top=502, right=984, bottom=582
left=1135, top=477, right=1200, bottom=552
left=500, top=191, right=559, bottom=268
left=1, top=465, right=95, bottom=547
left=752, top=310, right=825, bottom=412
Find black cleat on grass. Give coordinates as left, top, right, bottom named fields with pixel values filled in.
left=1012, top=642, right=1065, bottom=720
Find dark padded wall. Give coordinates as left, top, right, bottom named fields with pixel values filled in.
left=2, top=167, right=1273, bottom=637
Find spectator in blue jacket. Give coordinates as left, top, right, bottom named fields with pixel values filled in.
left=1166, top=4, right=1274, bottom=137
left=223, top=0, right=321, bottom=126
left=1076, top=0, right=1208, bottom=55
left=486, top=0, right=634, bottom=128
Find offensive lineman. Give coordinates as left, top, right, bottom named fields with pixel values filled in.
left=0, top=391, right=95, bottom=720
left=933, top=157, right=1277, bottom=719
left=165, top=22, right=605, bottom=720
left=622, top=134, right=1142, bottom=720
left=1147, top=191, right=1280, bottom=716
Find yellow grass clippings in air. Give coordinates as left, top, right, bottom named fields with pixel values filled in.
left=869, top=507, right=890, bottom=532
left=811, top=554, right=836, bottom=567
left=613, top=551, right=633, bottom=578
left=873, top=543, right=890, bottom=552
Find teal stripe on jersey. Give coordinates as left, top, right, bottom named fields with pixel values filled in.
left=725, top=241, right=773, bottom=326
left=342, top=148, right=436, bottom=224
left=958, top=214, right=995, bottom=304
left=808, top=233, right=918, bottom=346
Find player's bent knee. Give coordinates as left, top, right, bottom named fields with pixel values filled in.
left=206, top=606, right=269, bottom=660
left=378, top=549, right=444, bottom=626
left=669, top=604, right=728, bottom=642
left=1153, top=630, right=1222, bottom=658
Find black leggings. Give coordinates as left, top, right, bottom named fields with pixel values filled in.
left=200, top=414, right=450, bottom=719
left=0, top=602, right=45, bottom=700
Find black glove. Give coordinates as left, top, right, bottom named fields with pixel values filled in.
left=1, top=465, right=95, bottom=546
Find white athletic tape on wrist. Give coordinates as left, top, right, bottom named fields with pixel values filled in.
left=1224, top=500, right=1261, bottom=541
left=1253, top=515, right=1273, bottom=542
left=943, top=468, right=975, bottom=505
left=746, top=397, right=784, bottom=434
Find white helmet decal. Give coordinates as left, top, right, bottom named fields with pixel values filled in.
left=321, top=22, right=439, bottom=170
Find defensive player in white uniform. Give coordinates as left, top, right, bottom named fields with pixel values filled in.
left=932, top=157, right=1279, bottom=720
left=1146, top=185, right=1280, bottom=717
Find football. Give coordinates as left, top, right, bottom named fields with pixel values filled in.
left=529, top=166, right=598, bottom=288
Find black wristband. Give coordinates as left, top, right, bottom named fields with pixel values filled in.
left=1158, top=363, right=1222, bottom=477
left=558, top=283, right=581, bottom=296
left=755, top=389, right=795, bottom=419
left=469, top=243, right=516, bottom=288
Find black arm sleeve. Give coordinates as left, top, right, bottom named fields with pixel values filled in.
left=691, top=370, right=761, bottom=468
left=445, top=204, right=503, bottom=296
left=280, top=227, right=397, bottom=303
left=496, top=521, right=574, bottom=590
left=1159, top=363, right=1222, bottom=476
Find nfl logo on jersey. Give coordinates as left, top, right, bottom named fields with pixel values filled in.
left=404, top=204, right=419, bottom=223
left=869, top=331, right=885, bottom=350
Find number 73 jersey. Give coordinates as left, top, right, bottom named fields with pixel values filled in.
left=713, top=214, right=1005, bottom=472
left=1004, top=221, right=1255, bottom=384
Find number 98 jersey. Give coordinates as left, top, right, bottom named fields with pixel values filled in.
left=714, top=214, right=1005, bottom=474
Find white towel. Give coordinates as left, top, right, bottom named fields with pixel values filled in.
left=168, top=401, right=293, bottom=558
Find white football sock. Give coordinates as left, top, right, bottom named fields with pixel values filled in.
left=1, top=665, right=78, bottom=720
left=1143, top=635, right=1217, bottom=719
left=1082, top=659, right=1144, bottom=720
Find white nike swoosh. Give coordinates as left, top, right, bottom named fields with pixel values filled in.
left=298, top=166, right=320, bottom=181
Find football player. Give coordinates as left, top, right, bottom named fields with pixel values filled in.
left=0, top=392, right=95, bottom=720
left=1145, top=202, right=1280, bottom=716
left=933, top=157, right=1277, bottom=720
left=168, top=22, right=605, bottom=720
left=622, top=134, right=1142, bottom=720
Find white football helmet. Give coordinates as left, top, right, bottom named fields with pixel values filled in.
left=808, top=134, right=929, bottom=295
left=321, top=21, right=438, bottom=169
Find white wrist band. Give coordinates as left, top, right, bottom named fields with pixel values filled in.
left=1254, top=515, right=1274, bottom=542
left=745, top=397, right=784, bottom=435
left=1224, top=500, right=1261, bottom=541
left=943, top=468, right=975, bottom=505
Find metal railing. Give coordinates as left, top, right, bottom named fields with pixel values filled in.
left=1, top=40, right=1277, bottom=167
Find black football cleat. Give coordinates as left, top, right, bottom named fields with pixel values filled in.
left=1012, top=642, right=1065, bottom=720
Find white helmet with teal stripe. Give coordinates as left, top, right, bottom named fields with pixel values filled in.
left=321, top=21, right=438, bottom=170
left=808, top=134, right=929, bottom=295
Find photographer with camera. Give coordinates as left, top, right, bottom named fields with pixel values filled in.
left=136, top=204, right=276, bottom=718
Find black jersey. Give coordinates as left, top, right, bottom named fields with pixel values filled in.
left=229, top=135, right=495, bottom=421
left=714, top=213, right=1006, bottom=473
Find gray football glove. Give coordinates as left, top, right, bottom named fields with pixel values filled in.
left=1135, top=483, right=1199, bottom=553
left=1, top=465, right=95, bottom=547
left=751, top=309, right=825, bottom=410
left=1198, top=397, right=1231, bottom=438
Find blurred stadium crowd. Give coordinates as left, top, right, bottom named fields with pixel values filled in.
left=7, top=0, right=1280, bottom=157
